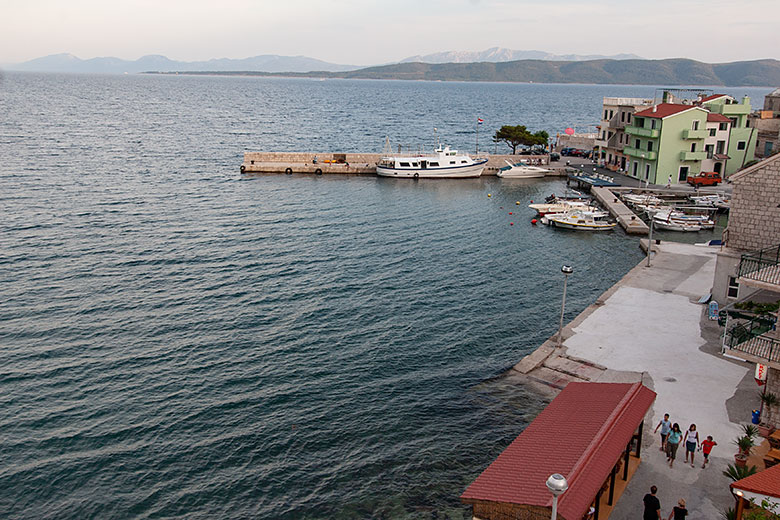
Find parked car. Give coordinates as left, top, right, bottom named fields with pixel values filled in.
left=550, top=152, right=561, bottom=162
left=687, top=171, right=722, bottom=186
left=560, top=148, right=575, bottom=156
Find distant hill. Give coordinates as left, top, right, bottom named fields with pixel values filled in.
left=7, top=53, right=359, bottom=74
left=399, top=47, right=642, bottom=64
left=282, top=58, right=777, bottom=86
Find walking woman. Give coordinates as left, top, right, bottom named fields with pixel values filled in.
left=684, top=424, right=700, bottom=467
left=667, top=423, right=682, bottom=468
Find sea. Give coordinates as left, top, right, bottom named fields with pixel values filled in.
left=0, top=72, right=771, bottom=519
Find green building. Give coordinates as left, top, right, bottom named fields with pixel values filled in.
left=623, top=94, right=757, bottom=184
left=700, top=94, right=757, bottom=175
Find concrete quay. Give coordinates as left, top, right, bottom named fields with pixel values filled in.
left=502, top=241, right=756, bottom=519
left=240, top=152, right=566, bottom=177
left=592, top=187, right=650, bottom=235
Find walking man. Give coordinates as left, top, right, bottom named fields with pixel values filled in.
left=644, top=485, right=661, bottom=519
left=654, top=413, right=672, bottom=452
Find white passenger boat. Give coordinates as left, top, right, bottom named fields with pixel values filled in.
left=376, top=146, right=487, bottom=178
left=496, top=160, right=550, bottom=178
left=653, top=209, right=714, bottom=230
left=546, top=211, right=617, bottom=231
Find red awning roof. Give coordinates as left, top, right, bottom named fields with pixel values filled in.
left=634, top=103, right=699, bottom=119
left=461, top=382, right=656, bottom=520
left=732, top=462, right=780, bottom=498
left=714, top=153, right=730, bottom=160
left=707, top=113, right=732, bottom=123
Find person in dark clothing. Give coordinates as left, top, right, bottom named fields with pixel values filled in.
left=643, top=485, right=661, bottom=520
left=668, top=498, right=687, bottom=519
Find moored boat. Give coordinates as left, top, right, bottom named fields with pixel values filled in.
left=376, top=146, right=487, bottom=178
left=547, top=211, right=617, bottom=231
left=497, top=160, right=550, bottom=178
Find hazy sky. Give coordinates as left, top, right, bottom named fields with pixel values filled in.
left=1, top=0, right=777, bottom=65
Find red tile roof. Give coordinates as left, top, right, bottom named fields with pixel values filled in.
left=700, top=94, right=730, bottom=103
left=461, top=382, right=656, bottom=520
left=707, top=113, right=732, bottom=123
left=634, top=103, right=701, bottom=119
left=732, top=461, right=780, bottom=498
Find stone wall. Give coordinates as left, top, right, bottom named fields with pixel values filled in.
left=726, top=157, right=780, bottom=252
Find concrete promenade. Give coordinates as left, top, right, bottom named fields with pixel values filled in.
left=506, top=241, right=757, bottom=519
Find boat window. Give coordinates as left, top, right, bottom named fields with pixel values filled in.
left=399, top=162, right=410, bottom=167
left=412, top=162, right=418, bottom=167
left=461, top=160, right=467, bottom=164
left=450, top=161, right=456, bottom=164
left=429, top=162, right=439, bottom=166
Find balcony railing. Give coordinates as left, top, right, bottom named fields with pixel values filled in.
left=679, top=151, right=707, bottom=161
left=682, top=129, right=707, bottom=139
left=739, top=243, right=780, bottom=288
left=726, top=315, right=780, bottom=364
left=624, top=147, right=657, bottom=160
left=625, top=126, right=660, bottom=139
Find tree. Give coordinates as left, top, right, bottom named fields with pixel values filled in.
left=493, top=125, right=550, bottom=154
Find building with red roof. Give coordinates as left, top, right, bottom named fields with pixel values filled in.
left=461, top=382, right=655, bottom=520
left=619, top=92, right=755, bottom=185
left=731, top=461, right=780, bottom=518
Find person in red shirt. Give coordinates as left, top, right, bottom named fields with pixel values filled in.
left=700, top=435, right=717, bottom=468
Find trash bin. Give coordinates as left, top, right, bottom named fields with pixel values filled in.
left=752, top=409, right=761, bottom=424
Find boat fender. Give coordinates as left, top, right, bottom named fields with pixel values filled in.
left=240, top=165, right=246, bottom=173
left=531, top=219, right=537, bottom=225
left=285, top=168, right=293, bottom=174
left=413, top=172, right=419, bottom=179
left=510, top=222, right=514, bottom=226
left=487, top=193, right=491, bottom=197
left=315, top=168, right=322, bottom=175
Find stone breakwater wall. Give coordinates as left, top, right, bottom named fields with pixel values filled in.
left=241, top=152, right=566, bottom=176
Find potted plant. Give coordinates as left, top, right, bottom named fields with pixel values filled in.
left=734, top=435, right=755, bottom=467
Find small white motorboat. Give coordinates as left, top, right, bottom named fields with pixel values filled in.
left=547, top=211, right=617, bottom=231
left=497, top=160, right=550, bottom=178
left=652, top=213, right=702, bottom=232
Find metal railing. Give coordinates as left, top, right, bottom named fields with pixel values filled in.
left=739, top=243, right=780, bottom=287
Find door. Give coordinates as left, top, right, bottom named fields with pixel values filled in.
left=714, top=162, right=722, bottom=174
left=420, top=161, right=427, bottom=169
left=678, top=166, right=689, bottom=182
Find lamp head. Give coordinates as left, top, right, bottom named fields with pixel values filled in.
left=546, top=473, right=568, bottom=496
left=561, top=265, right=573, bottom=275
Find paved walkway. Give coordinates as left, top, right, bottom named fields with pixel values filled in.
left=507, top=241, right=756, bottom=519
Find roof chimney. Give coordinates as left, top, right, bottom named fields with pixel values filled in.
left=652, top=105, right=658, bottom=113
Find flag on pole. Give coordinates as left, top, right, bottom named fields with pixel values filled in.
left=477, top=118, right=483, bottom=124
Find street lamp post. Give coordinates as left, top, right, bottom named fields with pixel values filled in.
left=557, top=265, right=573, bottom=345
left=546, top=473, right=569, bottom=520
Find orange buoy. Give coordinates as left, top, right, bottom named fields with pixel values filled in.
left=510, top=222, right=514, bottom=226
left=509, top=212, right=513, bottom=215
left=531, top=219, right=538, bottom=225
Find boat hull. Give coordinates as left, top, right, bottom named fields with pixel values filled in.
left=376, top=159, right=487, bottom=179
left=549, top=219, right=616, bottom=231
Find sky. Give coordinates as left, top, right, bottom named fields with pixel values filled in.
left=1, top=0, right=778, bottom=65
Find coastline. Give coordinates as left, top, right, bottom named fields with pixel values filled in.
left=499, top=240, right=755, bottom=518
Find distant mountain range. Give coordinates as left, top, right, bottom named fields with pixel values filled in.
left=5, top=53, right=360, bottom=74
left=5, top=47, right=641, bottom=75
left=399, top=47, right=642, bottom=63
left=156, top=58, right=780, bottom=87
left=7, top=52, right=780, bottom=87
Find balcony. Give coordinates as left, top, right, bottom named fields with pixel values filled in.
left=679, top=151, right=707, bottom=161
left=725, top=313, right=780, bottom=366
left=624, top=146, right=657, bottom=160
left=625, top=126, right=660, bottom=138
left=738, top=243, right=780, bottom=291
left=682, top=129, right=707, bottom=139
